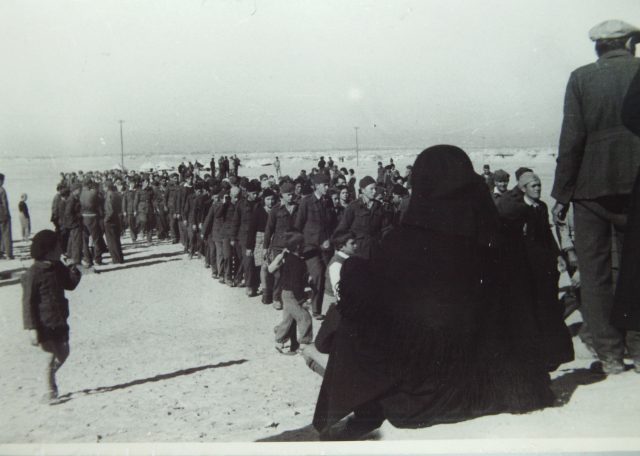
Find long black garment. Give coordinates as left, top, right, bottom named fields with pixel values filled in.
left=613, top=67, right=640, bottom=330
left=313, top=146, right=555, bottom=433
left=496, top=192, right=574, bottom=369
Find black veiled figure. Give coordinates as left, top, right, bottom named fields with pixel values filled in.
left=312, top=145, right=555, bottom=437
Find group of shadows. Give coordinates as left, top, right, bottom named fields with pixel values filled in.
left=0, top=238, right=182, bottom=287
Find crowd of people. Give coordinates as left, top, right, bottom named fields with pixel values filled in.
left=15, top=18, right=640, bottom=440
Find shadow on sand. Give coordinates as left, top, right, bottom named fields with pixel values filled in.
left=256, top=423, right=383, bottom=442
left=95, top=257, right=182, bottom=274
left=121, top=250, right=185, bottom=263
left=259, top=368, right=608, bottom=442
left=551, top=367, right=606, bottom=406
left=58, top=359, right=248, bottom=401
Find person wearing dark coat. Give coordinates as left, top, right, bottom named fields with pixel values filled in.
left=232, top=182, right=260, bottom=293
left=221, top=187, right=241, bottom=286
left=152, top=180, right=169, bottom=240
left=22, top=230, right=82, bottom=402
left=551, top=21, right=640, bottom=374
left=182, top=182, right=205, bottom=258
left=312, top=145, right=556, bottom=439
left=390, top=184, right=410, bottom=227
left=294, top=174, right=336, bottom=319
left=496, top=172, right=574, bottom=371
left=63, top=183, right=84, bottom=265
left=79, top=180, right=106, bottom=265
left=51, top=184, right=70, bottom=252
left=201, top=193, right=223, bottom=278
left=166, top=174, right=181, bottom=243
left=135, top=180, right=155, bottom=244
left=0, top=173, right=12, bottom=259
left=177, top=178, right=193, bottom=250
left=246, top=189, right=275, bottom=301
left=612, top=64, right=640, bottom=372
left=333, top=176, right=387, bottom=260
left=122, top=181, right=139, bottom=243
left=264, top=183, right=298, bottom=309
left=103, top=182, right=124, bottom=264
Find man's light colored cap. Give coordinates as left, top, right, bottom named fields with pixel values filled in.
left=589, top=20, right=640, bottom=41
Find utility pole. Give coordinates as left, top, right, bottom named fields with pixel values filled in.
left=354, top=126, right=360, bottom=167
left=119, top=120, right=125, bottom=170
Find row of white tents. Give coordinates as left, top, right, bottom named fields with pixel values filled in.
left=109, top=162, right=176, bottom=172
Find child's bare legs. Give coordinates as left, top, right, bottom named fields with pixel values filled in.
left=40, top=340, right=70, bottom=399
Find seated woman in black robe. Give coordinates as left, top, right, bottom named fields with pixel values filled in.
left=312, top=145, right=557, bottom=440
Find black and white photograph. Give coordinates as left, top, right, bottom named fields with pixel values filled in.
left=1, top=0, right=640, bottom=454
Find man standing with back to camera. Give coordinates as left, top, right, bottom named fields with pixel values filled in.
left=551, top=20, right=640, bottom=375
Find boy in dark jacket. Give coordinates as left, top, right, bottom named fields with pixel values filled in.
left=22, top=230, right=82, bottom=403
left=270, top=232, right=312, bottom=355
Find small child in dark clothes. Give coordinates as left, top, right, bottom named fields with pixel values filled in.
left=22, top=229, right=82, bottom=403
left=269, top=231, right=312, bottom=354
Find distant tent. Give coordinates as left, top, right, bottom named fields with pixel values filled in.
left=156, top=161, right=173, bottom=171
left=111, top=163, right=124, bottom=171
left=139, top=162, right=154, bottom=172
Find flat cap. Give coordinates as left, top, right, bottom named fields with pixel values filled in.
left=589, top=20, right=640, bottom=41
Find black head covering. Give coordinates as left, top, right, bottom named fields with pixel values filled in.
left=403, top=145, right=499, bottom=247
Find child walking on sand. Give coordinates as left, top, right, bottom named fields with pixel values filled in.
left=270, top=232, right=312, bottom=355
left=22, top=230, right=82, bottom=403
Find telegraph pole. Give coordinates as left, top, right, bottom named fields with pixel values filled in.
left=119, top=120, right=125, bottom=170
left=354, top=126, right=360, bottom=167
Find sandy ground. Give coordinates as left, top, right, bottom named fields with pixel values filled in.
left=1, top=150, right=639, bottom=453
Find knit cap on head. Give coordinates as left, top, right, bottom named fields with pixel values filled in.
left=359, top=175, right=376, bottom=189
left=262, top=188, right=276, bottom=199
left=517, top=172, right=540, bottom=190
left=493, top=169, right=510, bottom=182
left=31, top=230, right=59, bottom=260
left=280, top=182, right=295, bottom=194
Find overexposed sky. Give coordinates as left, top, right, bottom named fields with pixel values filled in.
left=1, top=0, right=639, bottom=157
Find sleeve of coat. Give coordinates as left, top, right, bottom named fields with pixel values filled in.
left=133, top=191, right=140, bottom=212
left=202, top=204, right=215, bottom=238
left=264, top=206, right=277, bottom=250
left=314, top=305, right=341, bottom=354
left=183, top=195, right=191, bottom=221
left=333, top=202, right=355, bottom=239
left=246, top=206, right=260, bottom=251
left=21, top=269, right=39, bottom=330
left=56, top=261, right=82, bottom=291
left=294, top=198, right=307, bottom=232
left=622, top=67, right=640, bottom=137
left=0, top=188, right=9, bottom=221
left=104, top=193, right=113, bottom=221
left=551, top=72, right=587, bottom=205
left=231, top=201, right=242, bottom=239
